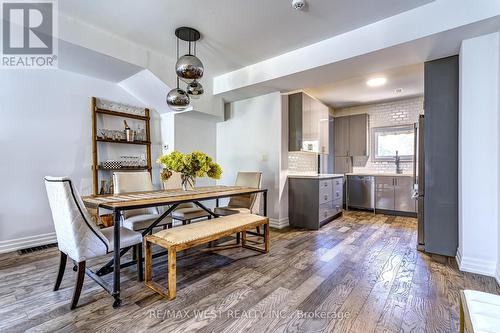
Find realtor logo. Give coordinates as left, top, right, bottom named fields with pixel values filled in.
left=1, top=0, right=58, bottom=68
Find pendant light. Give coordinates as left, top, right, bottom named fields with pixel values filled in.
left=167, top=32, right=190, bottom=111
left=175, top=28, right=204, bottom=84
left=167, top=27, right=204, bottom=111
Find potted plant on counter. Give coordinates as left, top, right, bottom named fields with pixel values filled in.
left=158, top=151, right=222, bottom=191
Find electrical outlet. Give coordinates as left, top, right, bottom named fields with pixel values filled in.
left=262, top=154, right=268, bottom=162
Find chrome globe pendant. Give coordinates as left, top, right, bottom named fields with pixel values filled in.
left=166, top=36, right=190, bottom=111
left=166, top=87, right=190, bottom=111
left=186, top=80, right=204, bottom=98
left=176, top=55, right=204, bottom=83
left=175, top=27, right=204, bottom=84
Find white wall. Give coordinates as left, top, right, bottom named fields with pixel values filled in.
left=216, top=92, right=283, bottom=224
left=0, top=69, right=162, bottom=253
left=174, top=111, right=218, bottom=187
left=458, top=32, right=500, bottom=280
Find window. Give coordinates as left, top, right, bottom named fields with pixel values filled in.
left=372, top=125, right=415, bottom=161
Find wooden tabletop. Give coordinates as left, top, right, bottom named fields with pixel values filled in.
left=81, top=185, right=266, bottom=210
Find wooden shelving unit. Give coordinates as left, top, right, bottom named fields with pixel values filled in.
left=91, top=97, right=152, bottom=196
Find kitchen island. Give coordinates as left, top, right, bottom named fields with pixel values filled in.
left=288, top=174, right=344, bottom=229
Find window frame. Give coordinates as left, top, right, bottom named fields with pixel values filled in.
left=371, top=125, right=415, bottom=162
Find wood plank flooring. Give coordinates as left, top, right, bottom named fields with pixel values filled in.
left=1, top=211, right=499, bottom=333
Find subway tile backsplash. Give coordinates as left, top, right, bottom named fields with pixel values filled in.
left=288, top=151, right=318, bottom=174
left=335, top=97, right=423, bottom=174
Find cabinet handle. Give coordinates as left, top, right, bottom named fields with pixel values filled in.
left=324, top=195, right=328, bottom=200
left=324, top=211, right=328, bottom=218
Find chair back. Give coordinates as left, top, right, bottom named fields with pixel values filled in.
left=228, top=172, right=262, bottom=214
left=113, top=171, right=158, bottom=218
left=44, top=177, right=109, bottom=262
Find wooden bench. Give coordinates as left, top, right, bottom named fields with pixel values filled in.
left=460, top=289, right=500, bottom=333
left=144, top=213, right=269, bottom=299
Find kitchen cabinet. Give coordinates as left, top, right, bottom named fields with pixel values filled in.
left=289, top=175, right=343, bottom=229
left=394, top=176, right=415, bottom=212
left=333, top=114, right=368, bottom=157
left=375, top=176, right=395, bottom=210
left=333, top=116, right=349, bottom=156
left=348, top=114, right=368, bottom=156
left=334, top=156, right=351, bottom=175
left=288, top=92, right=329, bottom=154
left=374, top=176, right=416, bottom=213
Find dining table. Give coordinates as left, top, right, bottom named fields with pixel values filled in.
left=81, top=185, right=268, bottom=307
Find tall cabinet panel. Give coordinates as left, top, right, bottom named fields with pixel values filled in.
left=288, top=93, right=303, bottom=151
left=424, top=55, right=459, bottom=257
left=333, top=116, right=349, bottom=156
left=348, top=114, right=368, bottom=156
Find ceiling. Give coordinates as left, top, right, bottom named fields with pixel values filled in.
left=59, top=0, right=434, bottom=76
left=307, top=63, right=424, bottom=108
left=59, top=41, right=143, bottom=82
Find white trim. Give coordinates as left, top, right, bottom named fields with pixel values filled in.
left=0, top=233, right=57, bottom=254
left=269, top=217, right=289, bottom=229
left=496, top=265, right=500, bottom=286
left=456, top=248, right=498, bottom=277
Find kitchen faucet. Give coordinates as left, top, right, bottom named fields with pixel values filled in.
left=395, top=150, right=403, bottom=174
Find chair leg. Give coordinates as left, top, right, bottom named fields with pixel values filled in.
left=459, top=298, right=465, bottom=333
left=136, top=244, right=143, bottom=282
left=54, top=251, right=67, bottom=291
left=264, top=223, right=270, bottom=253
left=70, top=261, right=86, bottom=310
left=167, top=248, right=177, bottom=300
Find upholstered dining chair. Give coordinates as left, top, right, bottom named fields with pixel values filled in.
left=44, top=177, right=143, bottom=309
left=164, top=172, right=212, bottom=225
left=214, top=172, right=262, bottom=216
left=113, top=171, right=172, bottom=231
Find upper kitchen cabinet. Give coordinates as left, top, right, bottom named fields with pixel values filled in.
left=333, top=116, right=349, bottom=156
left=288, top=92, right=329, bottom=154
left=333, top=114, right=369, bottom=157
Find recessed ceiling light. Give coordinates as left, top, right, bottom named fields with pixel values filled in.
left=366, top=77, right=387, bottom=87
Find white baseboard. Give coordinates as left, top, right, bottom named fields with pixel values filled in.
left=456, top=249, right=498, bottom=278
left=0, top=232, right=57, bottom=254
left=269, top=217, right=289, bottom=229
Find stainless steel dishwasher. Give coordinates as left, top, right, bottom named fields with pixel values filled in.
left=347, top=175, right=375, bottom=210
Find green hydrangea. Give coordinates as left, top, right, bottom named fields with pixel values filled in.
left=158, top=151, right=223, bottom=182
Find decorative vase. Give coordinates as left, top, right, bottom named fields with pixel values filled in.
left=181, top=174, right=195, bottom=191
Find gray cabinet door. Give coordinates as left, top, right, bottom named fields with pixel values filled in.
left=334, top=116, right=349, bottom=156
left=375, top=176, right=395, bottom=210
left=288, top=93, right=303, bottom=151
left=334, top=156, right=351, bottom=174
left=394, top=177, right=416, bottom=213
left=348, top=114, right=368, bottom=156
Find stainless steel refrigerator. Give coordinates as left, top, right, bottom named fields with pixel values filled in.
left=415, top=115, right=425, bottom=251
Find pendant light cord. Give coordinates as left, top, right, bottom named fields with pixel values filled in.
left=176, top=36, right=180, bottom=89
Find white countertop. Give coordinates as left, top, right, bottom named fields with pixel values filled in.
left=346, top=172, right=414, bottom=178
left=288, top=173, right=344, bottom=179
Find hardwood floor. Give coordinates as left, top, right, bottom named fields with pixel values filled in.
left=0, top=211, right=498, bottom=333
